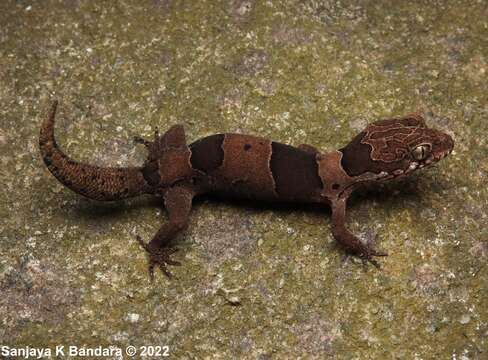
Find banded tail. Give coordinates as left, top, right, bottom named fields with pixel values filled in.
left=39, top=101, right=149, bottom=201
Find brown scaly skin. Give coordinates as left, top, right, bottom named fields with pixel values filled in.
left=39, top=101, right=151, bottom=201
left=40, top=101, right=454, bottom=280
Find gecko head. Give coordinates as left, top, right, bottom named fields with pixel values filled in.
left=340, top=114, right=454, bottom=180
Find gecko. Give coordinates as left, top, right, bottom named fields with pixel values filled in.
left=39, top=100, right=454, bottom=280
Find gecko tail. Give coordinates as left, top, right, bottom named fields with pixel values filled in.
left=39, top=100, right=150, bottom=201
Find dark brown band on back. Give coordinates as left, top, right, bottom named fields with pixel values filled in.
left=270, top=142, right=322, bottom=201
left=189, top=134, right=225, bottom=173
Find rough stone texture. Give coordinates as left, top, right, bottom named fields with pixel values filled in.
left=0, top=0, right=486, bottom=358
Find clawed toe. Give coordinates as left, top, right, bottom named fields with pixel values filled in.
left=133, top=136, right=150, bottom=147
left=135, top=234, right=150, bottom=251
left=360, top=247, right=388, bottom=269
left=361, top=256, right=381, bottom=269
left=136, top=235, right=181, bottom=281
left=147, top=248, right=180, bottom=280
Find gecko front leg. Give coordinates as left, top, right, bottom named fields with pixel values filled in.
left=137, top=185, right=194, bottom=281
left=330, top=195, right=387, bottom=268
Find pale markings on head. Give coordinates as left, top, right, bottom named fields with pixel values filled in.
left=362, top=121, right=432, bottom=163
left=339, top=114, right=453, bottom=182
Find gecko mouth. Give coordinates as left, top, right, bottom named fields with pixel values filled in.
left=406, top=148, right=452, bottom=173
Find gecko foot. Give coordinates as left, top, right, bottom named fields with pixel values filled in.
left=359, top=247, right=388, bottom=269
left=133, top=136, right=151, bottom=147
left=133, top=127, right=160, bottom=148
left=136, top=235, right=181, bottom=281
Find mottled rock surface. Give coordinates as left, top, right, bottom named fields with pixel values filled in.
left=0, top=0, right=486, bottom=358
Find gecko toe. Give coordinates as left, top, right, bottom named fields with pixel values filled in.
left=360, top=254, right=381, bottom=269
left=358, top=246, right=387, bottom=269
left=368, top=257, right=381, bottom=269
left=158, top=263, right=173, bottom=278
left=166, top=247, right=179, bottom=255
left=152, top=250, right=181, bottom=279
left=136, top=235, right=182, bottom=281
left=135, top=234, right=150, bottom=251
left=148, top=262, right=156, bottom=283
left=133, top=136, right=152, bottom=148
left=165, top=258, right=181, bottom=266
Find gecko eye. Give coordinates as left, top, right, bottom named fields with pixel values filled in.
left=412, top=144, right=431, bottom=161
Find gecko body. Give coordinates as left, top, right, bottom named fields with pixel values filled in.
left=40, top=101, right=454, bottom=279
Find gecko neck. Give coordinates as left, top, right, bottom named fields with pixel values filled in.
left=316, top=151, right=356, bottom=201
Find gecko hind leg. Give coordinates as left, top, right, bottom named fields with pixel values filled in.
left=136, top=186, right=193, bottom=281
